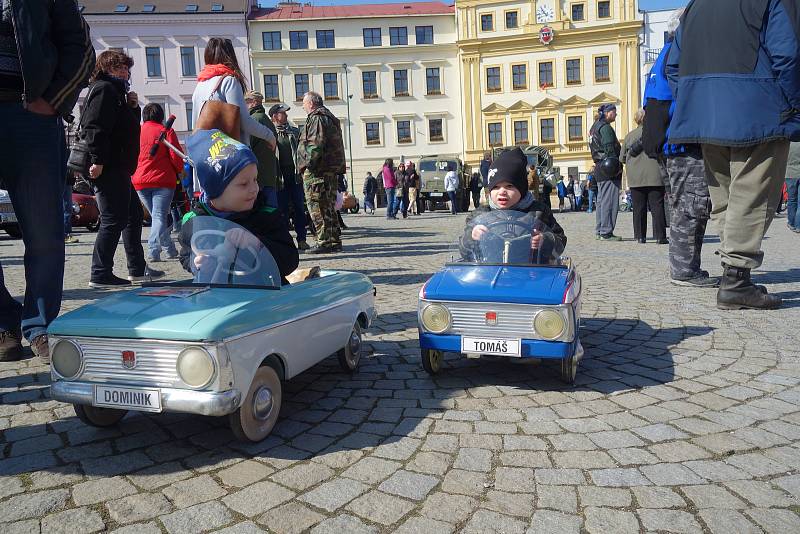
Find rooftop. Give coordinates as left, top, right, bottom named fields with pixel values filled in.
left=249, top=2, right=454, bottom=21
left=78, top=1, right=246, bottom=15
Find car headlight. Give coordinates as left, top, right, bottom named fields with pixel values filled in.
left=52, top=340, right=83, bottom=379
left=420, top=303, right=451, bottom=333
left=176, top=347, right=216, bottom=388
left=533, top=309, right=566, bottom=340
left=72, top=203, right=81, bottom=214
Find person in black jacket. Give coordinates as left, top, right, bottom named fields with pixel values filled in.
left=84, top=50, right=164, bottom=288
left=589, top=103, right=623, bottom=240
left=178, top=130, right=298, bottom=284
left=362, top=172, right=377, bottom=214
left=0, top=0, right=94, bottom=363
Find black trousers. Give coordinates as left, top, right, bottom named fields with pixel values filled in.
left=630, top=186, right=667, bottom=241
left=91, top=170, right=146, bottom=279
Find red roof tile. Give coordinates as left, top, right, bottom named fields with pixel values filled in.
left=250, top=2, right=454, bottom=21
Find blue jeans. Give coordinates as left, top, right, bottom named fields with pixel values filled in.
left=262, top=186, right=278, bottom=208
left=448, top=191, right=458, bottom=214
left=385, top=187, right=397, bottom=218
left=136, top=187, right=177, bottom=259
left=63, top=179, right=73, bottom=237
left=277, top=180, right=307, bottom=242
left=587, top=189, right=596, bottom=212
left=787, top=177, right=800, bottom=228
left=0, top=103, right=66, bottom=341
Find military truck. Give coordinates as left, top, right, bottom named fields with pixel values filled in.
left=417, top=155, right=472, bottom=213
left=491, top=145, right=560, bottom=193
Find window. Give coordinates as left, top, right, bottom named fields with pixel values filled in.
left=390, top=27, right=408, bottom=46
left=185, top=4, right=198, bottom=12
left=323, top=73, right=338, bottom=99
left=513, top=120, right=529, bottom=145
left=211, top=3, right=223, bottom=12
left=488, top=122, right=503, bottom=147
left=289, top=31, right=308, bottom=50
left=142, top=4, right=155, bottom=12
left=598, top=0, right=611, bottom=18
left=316, top=30, right=335, bottom=49
left=362, top=71, right=378, bottom=99
left=397, top=120, right=412, bottom=144
left=145, top=47, right=161, bottom=77
left=180, top=46, right=196, bottom=77
left=115, top=4, right=128, bottom=12
left=415, top=25, right=434, bottom=44
left=566, top=59, right=582, bottom=85
left=185, top=102, right=193, bottom=130
left=594, top=55, right=610, bottom=82
left=366, top=122, right=381, bottom=145
left=294, top=74, right=309, bottom=101
left=263, top=74, right=279, bottom=102
left=486, top=67, right=501, bottom=93
left=538, top=61, right=554, bottom=88
left=426, top=67, right=441, bottom=95
left=506, top=11, right=519, bottom=28
left=394, top=69, right=409, bottom=97
left=571, top=3, right=585, bottom=21
left=540, top=118, right=556, bottom=143
left=363, top=28, right=381, bottom=47
left=262, top=31, right=281, bottom=50
left=429, top=118, right=444, bottom=142
left=512, top=64, right=527, bottom=90
left=568, top=116, right=584, bottom=141
left=481, top=13, right=494, bottom=31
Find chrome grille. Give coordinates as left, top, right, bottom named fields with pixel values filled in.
left=74, top=337, right=183, bottom=387
left=448, top=302, right=538, bottom=338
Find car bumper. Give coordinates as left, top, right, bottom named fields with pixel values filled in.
left=419, top=333, right=575, bottom=359
left=50, top=381, right=242, bottom=417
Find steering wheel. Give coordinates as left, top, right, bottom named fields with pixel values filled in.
left=190, top=229, right=262, bottom=280
left=484, top=216, right=536, bottom=239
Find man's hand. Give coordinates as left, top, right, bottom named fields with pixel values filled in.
left=27, top=98, right=56, bottom=116
left=88, top=164, right=104, bottom=179
left=127, top=91, right=138, bottom=108
left=471, top=224, right=488, bottom=241
left=193, top=254, right=209, bottom=270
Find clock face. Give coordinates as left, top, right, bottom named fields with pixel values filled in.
left=536, top=5, right=555, bottom=24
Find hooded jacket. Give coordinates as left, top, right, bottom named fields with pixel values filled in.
left=296, top=105, right=346, bottom=175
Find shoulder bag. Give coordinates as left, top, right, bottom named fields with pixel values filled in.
left=194, top=76, right=241, bottom=140
left=66, top=83, right=99, bottom=177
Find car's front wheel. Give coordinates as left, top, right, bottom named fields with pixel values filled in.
left=421, top=348, right=443, bottom=374
left=74, top=404, right=127, bottom=427
left=560, top=353, right=578, bottom=385
left=337, top=322, right=362, bottom=372
left=229, top=366, right=282, bottom=442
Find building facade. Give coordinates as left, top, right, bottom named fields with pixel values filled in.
left=78, top=1, right=255, bottom=141
left=639, top=7, right=681, bottom=96
left=456, top=0, right=642, bottom=177
left=248, top=2, right=464, bottom=190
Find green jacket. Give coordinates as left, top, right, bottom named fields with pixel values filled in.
left=297, top=106, right=346, bottom=176
left=248, top=105, right=280, bottom=189
left=621, top=126, right=663, bottom=189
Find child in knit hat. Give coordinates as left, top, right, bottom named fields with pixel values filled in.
left=177, top=129, right=298, bottom=282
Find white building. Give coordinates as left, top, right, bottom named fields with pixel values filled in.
left=639, top=7, right=681, bottom=95
left=248, top=1, right=464, bottom=190
left=78, top=0, right=257, bottom=141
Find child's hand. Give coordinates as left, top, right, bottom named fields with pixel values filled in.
left=531, top=232, right=543, bottom=249
left=471, top=224, right=489, bottom=240
left=193, top=254, right=209, bottom=270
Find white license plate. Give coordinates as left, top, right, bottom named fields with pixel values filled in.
left=461, top=337, right=521, bottom=357
left=93, top=385, right=162, bottom=412
left=430, top=193, right=443, bottom=198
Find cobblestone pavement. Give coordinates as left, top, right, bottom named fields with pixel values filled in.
left=1, top=207, right=799, bottom=533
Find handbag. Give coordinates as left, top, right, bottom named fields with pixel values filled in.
left=194, top=75, right=241, bottom=140
left=66, top=84, right=99, bottom=177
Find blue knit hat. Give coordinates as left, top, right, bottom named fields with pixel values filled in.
left=187, top=129, right=258, bottom=200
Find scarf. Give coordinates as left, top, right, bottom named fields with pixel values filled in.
left=488, top=191, right=536, bottom=211
left=197, top=64, right=237, bottom=82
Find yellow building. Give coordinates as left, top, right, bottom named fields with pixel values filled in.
left=456, top=0, right=641, bottom=176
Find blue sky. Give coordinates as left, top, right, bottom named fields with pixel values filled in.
left=261, top=0, right=688, bottom=10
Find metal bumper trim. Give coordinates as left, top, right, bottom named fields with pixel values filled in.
left=419, top=333, right=574, bottom=359
left=50, top=381, right=242, bottom=417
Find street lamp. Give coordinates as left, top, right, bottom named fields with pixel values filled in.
left=342, top=63, right=355, bottom=194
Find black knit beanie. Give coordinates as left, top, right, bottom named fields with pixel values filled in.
left=487, top=148, right=529, bottom=197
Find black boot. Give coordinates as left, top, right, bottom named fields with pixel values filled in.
left=717, top=265, right=782, bottom=310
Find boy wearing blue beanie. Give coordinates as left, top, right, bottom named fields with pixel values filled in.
left=177, top=130, right=298, bottom=281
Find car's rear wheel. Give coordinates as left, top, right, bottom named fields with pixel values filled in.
left=426, top=199, right=435, bottom=212
left=229, top=366, right=282, bottom=442
left=348, top=202, right=360, bottom=214
left=337, top=322, right=362, bottom=372
left=74, top=404, right=127, bottom=427
left=560, top=353, right=578, bottom=384
left=421, top=349, right=443, bottom=374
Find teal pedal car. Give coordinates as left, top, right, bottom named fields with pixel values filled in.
left=49, top=217, right=376, bottom=441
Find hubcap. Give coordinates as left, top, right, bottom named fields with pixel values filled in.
left=348, top=330, right=361, bottom=364
left=252, top=386, right=274, bottom=420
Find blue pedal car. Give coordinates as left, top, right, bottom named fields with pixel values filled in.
left=417, top=210, right=583, bottom=383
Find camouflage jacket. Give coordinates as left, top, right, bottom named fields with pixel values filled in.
left=296, top=106, right=346, bottom=175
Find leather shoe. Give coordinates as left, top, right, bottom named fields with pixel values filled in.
left=307, top=245, right=335, bottom=254
left=0, top=328, right=22, bottom=361
left=717, top=265, right=781, bottom=310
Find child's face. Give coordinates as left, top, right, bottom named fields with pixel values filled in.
left=211, top=164, right=259, bottom=212
left=490, top=182, right=522, bottom=208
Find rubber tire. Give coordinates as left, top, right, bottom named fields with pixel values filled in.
left=337, top=322, right=362, bottom=372
left=349, top=202, right=360, bottom=214
left=74, top=404, right=128, bottom=427
left=426, top=199, right=435, bottom=212
left=421, top=348, right=443, bottom=374
left=4, top=225, right=22, bottom=239
left=560, top=354, right=577, bottom=384
left=229, top=365, right=282, bottom=442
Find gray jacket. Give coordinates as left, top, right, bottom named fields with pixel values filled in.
left=786, top=142, right=800, bottom=178
left=621, top=126, right=663, bottom=188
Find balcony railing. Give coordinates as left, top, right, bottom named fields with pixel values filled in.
left=644, top=48, right=662, bottom=64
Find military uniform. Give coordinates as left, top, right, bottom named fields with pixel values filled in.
left=296, top=106, right=346, bottom=249
left=665, top=149, right=710, bottom=280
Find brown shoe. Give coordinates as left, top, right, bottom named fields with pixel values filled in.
left=31, top=334, right=50, bottom=364
left=0, top=328, right=23, bottom=361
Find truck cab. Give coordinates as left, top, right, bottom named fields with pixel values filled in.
left=417, top=155, right=471, bottom=212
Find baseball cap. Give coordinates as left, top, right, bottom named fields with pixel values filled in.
left=268, top=103, right=290, bottom=116
left=244, top=90, right=263, bottom=100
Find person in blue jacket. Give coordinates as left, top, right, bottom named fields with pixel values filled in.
left=666, top=0, right=800, bottom=310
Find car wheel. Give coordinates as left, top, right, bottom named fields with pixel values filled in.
left=86, top=221, right=99, bottom=232
left=229, top=365, right=282, bottom=442
left=421, top=348, right=443, bottom=374
left=337, top=322, right=362, bottom=372
left=73, top=404, right=127, bottom=427
left=4, top=224, right=22, bottom=239
left=349, top=202, right=360, bottom=214
left=560, top=354, right=578, bottom=384
left=426, top=199, right=435, bottom=212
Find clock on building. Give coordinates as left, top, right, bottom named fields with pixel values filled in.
left=536, top=2, right=556, bottom=24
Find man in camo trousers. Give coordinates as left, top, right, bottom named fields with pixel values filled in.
left=296, top=91, right=346, bottom=254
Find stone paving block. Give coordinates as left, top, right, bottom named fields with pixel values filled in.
left=309, top=514, right=379, bottom=534
left=648, top=442, right=712, bottom=462
left=774, top=473, right=800, bottom=498
left=632, top=424, right=689, bottom=443
left=40, top=506, right=105, bottom=534
left=300, top=477, right=368, bottom=512
left=373, top=436, right=422, bottom=460
left=217, top=459, right=273, bottom=488
left=79, top=450, right=153, bottom=477
left=587, top=430, right=645, bottom=449
left=109, top=522, right=162, bottom=534
left=393, top=516, right=454, bottom=534
left=159, top=501, right=233, bottom=534
left=2, top=519, right=39, bottom=534
left=420, top=491, right=477, bottom=523
left=346, top=490, right=415, bottom=525
left=462, top=509, right=527, bottom=534
left=495, top=467, right=536, bottom=493
left=407, top=451, right=451, bottom=475
left=698, top=509, right=761, bottom=534
left=534, top=468, right=585, bottom=485
left=607, top=447, right=661, bottom=466
left=440, top=469, right=488, bottom=496
left=162, top=474, right=226, bottom=508
left=632, top=486, right=687, bottom=508
left=583, top=507, right=640, bottom=534
left=723, top=479, right=798, bottom=507
left=453, top=447, right=492, bottom=472
left=682, top=459, right=750, bottom=482
left=0, top=476, right=25, bottom=499
left=269, top=462, right=334, bottom=490
left=537, top=485, right=577, bottom=513
left=578, top=487, right=632, bottom=507
left=126, top=462, right=191, bottom=491
left=500, top=451, right=552, bottom=468
left=257, top=502, right=324, bottom=534
left=681, top=484, right=747, bottom=509
left=483, top=490, right=534, bottom=518
left=640, top=463, right=707, bottom=486
left=379, top=470, right=439, bottom=500
left=725, top=452, right=792, bottom=477
left=638, top=509, right=703, bottom=533
left=72, top=476, right=137, bottom=506
left=547, top=433, right=597, bottom=451
left=502, top=435, right=547, bottom=451
left=223, top=480, right=295, bottom=517
left=745, top=508, right=800, bottom=533
left=213, top=521, right=265, bottom=534
left=341, top=456, right=402, bottom=484
left=106, top=492, right=173, bottom=524
left=590, top=468, right=652, bottom=487
left=527, top=510, right=582, bottom=534
left=552, top=450, right=616, bottom=469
